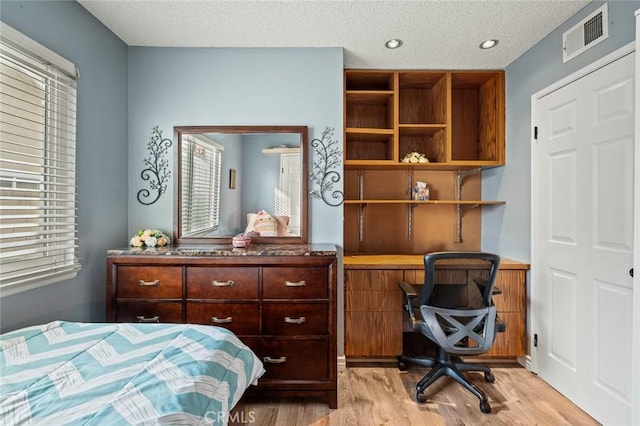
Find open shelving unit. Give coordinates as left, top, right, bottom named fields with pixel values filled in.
left=343, top=69, right=505, bottom=254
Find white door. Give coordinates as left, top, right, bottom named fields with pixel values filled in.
left=534, top=51, right=635, bottom=425
left=277, top=153, right=300, bottom=235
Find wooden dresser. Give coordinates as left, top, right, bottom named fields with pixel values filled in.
left=106, top=244, right=338, bottom=408
left=343, top=254, right=529, bottom=361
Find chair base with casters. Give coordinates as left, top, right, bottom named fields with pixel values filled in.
left=398, top=251, right=502, bottom=414
left=398, top=347, right=495, bottom=413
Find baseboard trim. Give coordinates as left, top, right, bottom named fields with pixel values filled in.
left=519, top=354, right=533, bottom=371
left=345, top=357, right=397, bottom=366
left=343, top=356, right=525, bottom=369
left=337, top=355, right=347, bottom=372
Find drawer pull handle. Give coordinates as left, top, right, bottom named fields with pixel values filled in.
left=212, top=280, right=234, bottom=287
left=136, top=315, right=160, bottom=323
left=284, top=316, right=306, bottom=324
left=263, top=356, right=287, bottom=364
left=211, top=316, right=233, bottom=324
left=138, top=279, right=160, bottom=287
left=285, top=280, right=306, bottom=287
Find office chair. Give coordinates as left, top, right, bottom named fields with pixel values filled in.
left=397, top=251, right=501, bottom=413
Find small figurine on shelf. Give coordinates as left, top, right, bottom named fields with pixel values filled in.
left=413, top=181, right=430, bottom=201
left=401, top=151, right=429, bottom=163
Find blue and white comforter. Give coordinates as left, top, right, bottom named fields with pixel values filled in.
left=0, top=321, right=265, bottom=425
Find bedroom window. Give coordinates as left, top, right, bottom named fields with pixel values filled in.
left=0, top=22, right=80, bottom=297
left=181, top=134, right=223, bottom=236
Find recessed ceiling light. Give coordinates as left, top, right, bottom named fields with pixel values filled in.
left=385, top=39, right=402, bottom=49
left=479, top=39, right=498, bottom=49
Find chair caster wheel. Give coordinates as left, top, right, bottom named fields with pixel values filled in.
left=416, top=392, right=427, bottom=403
left=484, top=371, right=495, bottom=382
left=480, top=401, right=491, bottom=413
left=398, top=361, right=408, bottom=371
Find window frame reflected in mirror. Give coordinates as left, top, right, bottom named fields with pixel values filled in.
left=174, top=125, right=308, bottom=245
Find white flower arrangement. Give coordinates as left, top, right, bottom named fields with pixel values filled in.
left=130, top=228, right=170, bottom=248
left=401, top=151, right=429, bottom=164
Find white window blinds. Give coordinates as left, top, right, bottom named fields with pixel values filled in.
left=0, top=22, right=80, bottom=296
left=181, top=134, right=223, bottom=236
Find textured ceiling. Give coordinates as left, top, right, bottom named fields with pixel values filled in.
left=78, top=0, right=590, bottom=69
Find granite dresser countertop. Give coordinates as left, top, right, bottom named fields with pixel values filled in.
left=107, top=243, right=337, bottom=257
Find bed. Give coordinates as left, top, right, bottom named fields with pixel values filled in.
left=0, top=321, right=265, bottom=425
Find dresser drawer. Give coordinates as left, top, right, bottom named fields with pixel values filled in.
left=117, top=266, right=182, bottom=298
left=186, top=267, right=259, bottom=299
left=262, top=303, right=328, bottom=336
left=262, top=267, right=328, bottom=299
left=116, top=302, right=182, bottom=323
left=186, top=302, right=259, bottom=335
left=245, top=338, right=329, bottom=381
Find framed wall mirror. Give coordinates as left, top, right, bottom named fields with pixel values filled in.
left=174, top=125, right=308, bottom=244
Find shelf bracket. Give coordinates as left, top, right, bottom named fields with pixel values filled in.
left=359, top=204, right=364, bottom=242
left=408, top=203, right=419, bottom=241
left=456, top=203, right=480, bottom=243
left=408, top=173, right=414, bottom=241
left=455, top=168, right=482, bottom=243
left=358, top=173, right=364, bottom=242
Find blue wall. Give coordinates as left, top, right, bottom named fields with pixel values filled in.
left=0, top=4, right=344, bottom=333
left=483, top=1, right=639, bottom=261
left=240, top=133, right=302, bottom=228
left=217, top=133, right=244, bottom=236
left=0, top=1, right=129, bottom=332
left=127, top=47, right=344, bottom=246
left=126, top=47, right=344, bottom=351
left=4, top=0, right=632, bottom=341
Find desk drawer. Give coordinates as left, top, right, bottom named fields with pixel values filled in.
left=263, top=267, right=327, bottom=299
left=245, top=338, right=328, bottom=381
left=186, top=302, right=259, bottom=335
left=116, top=302, right=182, bottom=323
left=186, top=267, right=259, bottom=299
left=262, top=303, right=328, bottom=336
left=117, top=266, right=182, bottom=298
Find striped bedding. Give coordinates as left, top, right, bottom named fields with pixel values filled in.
left=0, top=321, right=264, bottom=425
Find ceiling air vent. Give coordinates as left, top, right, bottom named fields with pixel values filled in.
left=562, top=4, right=608, bottom=63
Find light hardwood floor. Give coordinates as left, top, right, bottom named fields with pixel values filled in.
left=231, top=363, right=600, bottom=425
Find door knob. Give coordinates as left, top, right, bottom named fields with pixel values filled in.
left=630, top=268, right=634, bottom=278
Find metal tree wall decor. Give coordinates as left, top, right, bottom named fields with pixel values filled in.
left=137, top=125, right=172, bottom=205
left=309, top=127, right=344, bottom=206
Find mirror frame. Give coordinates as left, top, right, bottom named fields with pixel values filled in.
left=174, top=125, right=308, bottom=245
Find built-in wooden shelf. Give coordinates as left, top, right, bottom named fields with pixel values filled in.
left=343, top=69, right=505, bottom=253
left=344, top=200, right=506, bottom=205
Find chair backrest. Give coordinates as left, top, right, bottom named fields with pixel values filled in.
left=417, top=251, right=501, bottom=355
left=417, top=251, right=501, bottom=308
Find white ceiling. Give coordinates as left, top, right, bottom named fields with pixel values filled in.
left=78, top=0, right=590, bottom=69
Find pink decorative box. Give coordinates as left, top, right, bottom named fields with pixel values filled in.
left=232, top=235, right=251, bottom=248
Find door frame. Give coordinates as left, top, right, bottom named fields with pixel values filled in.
left=278, top=152, right=301, bottom=234
left=530, top=41, right=637, bottom=420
